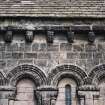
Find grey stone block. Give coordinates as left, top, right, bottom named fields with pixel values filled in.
left=0, top=60, right=6, bottom=69
left=24, top=53, right=37, bottom=59
left=67, top=53, right=79, bottom=59
left=85, top=44, right=97, bottom=52
left=47, top=44, right=59, bottom=52
left=12, top=53, right=23, bottom=59
left=37, top=53, right=51, bottom=59
left=39, top=43, right=47, bottom=51
left=32, top=43, right=39, bottom=51
left=60, top=43, right=72, bottom=51
left=79, top=52, right=92, bottom=59
left=2, top=52, right=12, bottom=59
left=73, top=44, right=84, bottom=52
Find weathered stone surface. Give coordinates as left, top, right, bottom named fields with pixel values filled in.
left=79, top=52, right=92, bottom=59
left=12, top=53, right=23, bottom=59
left=24, top=53, right=37, bottom=59
left=93, top=52, right=102, bottom=59
left=71, top=25, right=90, bottom=32
left=60, top=43, right=72, bottom=51
left=18, top=59, right=33, bottom=65
left=73, top=44, right=84, bottom=52
left=47, top=44, right=59, bottom=52
left=37, top=53, right=51, bottom=59
left=6, top=43, right=18, bottom=52
left=39, top=43, right=47, bottom=51
left=32, top=43, right=39, bottom=51
left=2, top=52, right=12, bottom=59
left=35, top=60, right=47, bottom=67
left=0, top=19, right=105, bottom=105
left=0, top=43, right=5, bottom=51
left=85, top=44, right=98, bottom=52
left=0, top=60, right=6, bottom=69
left=67, top=53, right=79, bottom=59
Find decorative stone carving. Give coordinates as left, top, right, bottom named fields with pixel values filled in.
left=88, top=31, right=95, bottom=43
left=36, top=86, right=58, bottom=105
left=88, top=64, right=105, bottom=85
left=48, top=65, right=87, bottom=86
left=25, top=30, right=34, bottom=42
left=46, top=30, right=54, bottom=43
left=78, top=85, right=100, bottom=105
left=67, top=31, right=74, bottom=43
left=6, top=64, right=47, bottom=86
left=4, top=30, right=13, bottom=42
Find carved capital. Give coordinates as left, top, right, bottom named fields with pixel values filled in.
left=25, top=30, right=34, bottom=42
left=67, top=31, right=74, bottom=43
left=4, top=30, right=13, bottom=42
left=36, top=86, right=58, bottom=105
left=88, top=31, right=95, bottom=43
left=46, top=31, right=54, bottom=43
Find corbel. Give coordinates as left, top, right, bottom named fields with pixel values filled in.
left=88, top=31, right=95, bottom=43
left=4, top=30, right=13, bottom=43
left=25, top=30, right=34, bottom=42
left=67, top=31, right=74, bottom=43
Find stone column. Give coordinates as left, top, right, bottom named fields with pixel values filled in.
left=78, top=85, right=100, bottom=105
left=36, top=86, right=58, bottom=105
left=0, top=86, right=16, bottom=105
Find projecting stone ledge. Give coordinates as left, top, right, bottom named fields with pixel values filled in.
left=0, top=25, right=105, bottom=43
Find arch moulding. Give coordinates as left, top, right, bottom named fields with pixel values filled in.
left=6, top=64, right=47, bottom=87
left=47, top=65, right=87, bottom=86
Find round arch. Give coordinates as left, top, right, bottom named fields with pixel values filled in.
left=47, top=65, right=87, bottom=86
left=6, top=64, right=47, bottom=87
left=88, top=64, right=105, bottom=85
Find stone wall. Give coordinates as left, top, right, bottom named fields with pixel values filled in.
left=0, top=35, right=104, bottom=75
left=0, top=19, right=105, bottom=105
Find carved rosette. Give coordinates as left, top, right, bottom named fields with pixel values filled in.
left=4, top=30, right=13, bottom=42
left=36, top=86, right=58, bottom=105
left=46, top=31, right=54, bottom=43
left=88, top=31, right=95, bottom=43
left=67, top=31, right=74, bottom=43
left=25, top=30, right=34, bottom=42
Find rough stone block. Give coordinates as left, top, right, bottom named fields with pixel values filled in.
left=60, top=43, right=72, bottom=51
left=18, top=43, right=25, bottom=52
left=7, top=60, right=18, bottom=67
left=73, top=44, right=84, bottom=52
left=2, top=52, right=12, bottom=59
left=18, top=59, right=33, bottom=65
left=24, top=53, right=37, bottom=59
left=12, top=53, right=23, bottom=59
left=24, top=44, right=32, bottom=52
left=98, top=43, right=105, bottom=52
left=35, top=60, right=47, bottom=67
left=47, top=44, right=59, bottom=52
left=67, top=53, right=79, bottom=59
left=6, top=43, right=18, bottom=52
left=76, top=59, right=86, bottom=69
left=85, top=44, right=97, bottom=52
left=0, top=43, right=5, bottom=51
left=71, top=25, right=90, bottom=32
left=32, top=43, right=39, bottom=51
left=79, top=52, right=92, bottom=59
left=86, top=59, right=100, bottom=73
left=0, top=60, right=6, bottom=69
left=39, top=43, right=47, bottom=51
left=93, top=52, right=102, bottom=59
left=37, top=53, right=51, bottom=59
